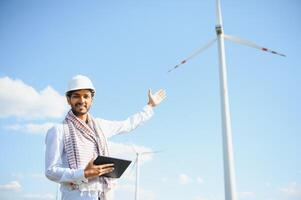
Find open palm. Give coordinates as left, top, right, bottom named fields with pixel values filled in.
left=148, top=88, right=167, bottom=107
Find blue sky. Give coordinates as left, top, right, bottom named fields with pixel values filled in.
left=0, top=0, right=300, bottom=200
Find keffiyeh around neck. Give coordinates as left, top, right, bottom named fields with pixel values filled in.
left=63, top=110, right=111, bottom=198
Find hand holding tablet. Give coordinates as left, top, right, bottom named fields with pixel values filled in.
left=93, top=156, right=132, bottom=178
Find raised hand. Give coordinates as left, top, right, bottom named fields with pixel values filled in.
left=147, top=88, right=167, bottom=107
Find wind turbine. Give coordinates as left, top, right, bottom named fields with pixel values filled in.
left=55, top=183, right=60, bottom=200
left=168, top=1, right=285, bottom=200
left=130, top=145, right=162, bottom=200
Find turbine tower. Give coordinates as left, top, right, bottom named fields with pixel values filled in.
left=215, top=1, right=237, bottom=199
left=130, top=145, right=162, bottom=200
left=168, top=1, right=285, bottom=200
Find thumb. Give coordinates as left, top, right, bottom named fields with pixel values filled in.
left=85, top=156, right=96, bottom=169
left=148, top=88, right=152, bottom=96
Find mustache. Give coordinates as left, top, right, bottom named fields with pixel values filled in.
left=75, top=103, right=86, bottom=107
left=74, top=103, right=87, bottom=107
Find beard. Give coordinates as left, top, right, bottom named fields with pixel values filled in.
left=71, top=103, right=91, bottom=117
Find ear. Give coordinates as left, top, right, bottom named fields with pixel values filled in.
left=91, top=96, right=94, bottom=105
left=66, top=96, right=71, bottom=105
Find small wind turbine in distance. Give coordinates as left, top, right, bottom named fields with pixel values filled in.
left=55, top=183, right=60, bottom=200
left=168, top=1, right=285, bottom=200
left=130, top=145, right=162, bottom=200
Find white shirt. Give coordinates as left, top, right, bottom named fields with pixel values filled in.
left=45, top=105, right=154, bottom=200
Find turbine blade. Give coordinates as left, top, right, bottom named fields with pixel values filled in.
left=216, top=0, right=223, bottom=26
left=129, top=143, right=137, bottom=153
left=224, top=34, right=286, bottom=57
left=168, top=38, right=217, bottom=73
left=140, top=150, right=163, bottom=155
left=125, top=159, right=137, bottom=178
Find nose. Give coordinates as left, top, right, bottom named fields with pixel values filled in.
left=78, top=96, right=85, bottom=103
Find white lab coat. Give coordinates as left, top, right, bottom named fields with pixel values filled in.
left=45, top=105, right=154, bottom=200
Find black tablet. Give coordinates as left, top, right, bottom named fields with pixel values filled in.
left=93, top=156, right=132, bottom=178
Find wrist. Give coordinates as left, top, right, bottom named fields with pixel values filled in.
left=84, top=169, right=90, bottom=178
left=147, top=101, right=155, bottom=107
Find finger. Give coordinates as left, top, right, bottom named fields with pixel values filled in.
left=156, top=94, right=166, bottom=104
left=156, top=91, right=166, bottom=99
left=99, top=167, right=114, bottom=176
left=158, top=90, right=166, bottom=97
left=94, top=163, right=114, bottom=172
left=104, top=167, right=114, bottom=172
left=155, top=89, right=164, bottom=95
left=103, top=167, right=114, bottom=174
left=156, top=90, right=166, bottom=98
left=160, top=94, right=167, bottom=100
left=100, top=163, right=114, bottom=169
left=148, top=88, right=152, bottom=96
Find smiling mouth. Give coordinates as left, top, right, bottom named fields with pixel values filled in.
left=76, top=104, right=86, bottom=109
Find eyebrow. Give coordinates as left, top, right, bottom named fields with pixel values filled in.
left=72, top=92, right=91, bottom=96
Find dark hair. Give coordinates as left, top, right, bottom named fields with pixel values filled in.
left=66, top=89, right=95, bottom=98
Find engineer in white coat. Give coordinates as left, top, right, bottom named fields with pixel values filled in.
left=45, top=75, right=166, bottom=200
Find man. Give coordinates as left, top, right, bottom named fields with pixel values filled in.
left=45, top=75, right=166, bottom=200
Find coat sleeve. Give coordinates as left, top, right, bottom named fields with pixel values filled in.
left=44, top=125, right=88, bottom=184
left=97, top=105, right=154, bottom=138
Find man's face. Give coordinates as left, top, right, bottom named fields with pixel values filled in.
left=67, top=89, right=93, bottom=117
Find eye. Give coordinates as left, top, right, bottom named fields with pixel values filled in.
left=72, top=95, right=79, bottom=98
left=84, top=94, right=91, bottom=99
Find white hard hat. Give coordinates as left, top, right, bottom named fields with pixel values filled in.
left=66, top=75, right=95, bottom=94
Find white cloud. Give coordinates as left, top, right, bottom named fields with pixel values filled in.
left=30, top=173, right=45, bottom=179
left=115, top=184, right=156, bottom=200
left=108, top=142, right=155, bottom=183
left=161, top=177, right=168, bottom=183
left=21, top=193, right=55, bottom=199
left=177, top=174, right=204, bottom=185
left=122, top=168, right=136, bottom=183
left=11, top=172, right=45, bottom=180
left=193, top=196, right=209, bottom=200
left=0, top=76, right=68, bottom=119
left=5, top=122, right=55, bottom=134
left=115, top=184, right=135, bottom=194
left=238, top=191, right=255, bottom=198
left=107, top=143, right=157, bottom=200
left=280, top=182, right=301, bottom=197
left=265, top=181, right=272, bottom=187
left=178, top=174, right=191, bottom=185
left=25, top=123, right=55, bottom=134
left=109, top=142, right=154, bottom=164
left=0, top=181, right=22, bottom=191
left=197, top=177, right=204, bottom=184
left=139, top=188, right=156, bottom=200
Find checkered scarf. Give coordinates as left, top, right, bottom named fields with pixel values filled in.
left=63, top=110, right=111, bottom=198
